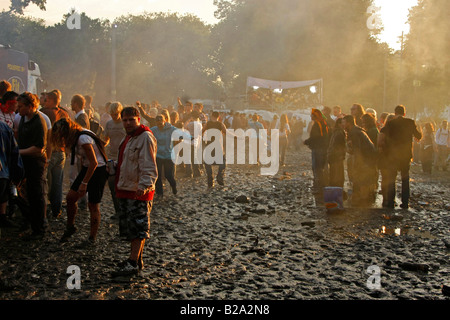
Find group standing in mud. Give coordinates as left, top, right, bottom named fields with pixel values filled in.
left=0, top=82, right=157, bottom=276
left=1, top=78, right=449, bottom=276
left=305, top=102, right=448, bottom=209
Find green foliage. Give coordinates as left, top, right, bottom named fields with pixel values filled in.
left=1, top=0, right=447, bottom=117
left=8, top=0, right=46, bottom=14
left=211, top=0, right=391, bottom=112
left=403, top=0, right=450, bottom=117
left=0, top=11, right=216, bottom=107
left=112, top=13, right=215, bottom=104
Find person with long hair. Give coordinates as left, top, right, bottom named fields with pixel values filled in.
left=304, top=109, right=330, bottom=193
left=170, top=111, right=180, bottom=126
left=362, top=113, right=380, bottom=194
left=342, top=115, right=377, bottom=205
left=52, top=117, right=108, bottom=245
left=362, top=113, right=379, bottom=148
left=160, top=109, right=171, bottom=124
left=327, top=118, right=346, bottom=188
left=377, top=114, right=395, bottom=207
left=350, top=103, right=365, bottom=127
left=277, top=114, right=291, bottom=166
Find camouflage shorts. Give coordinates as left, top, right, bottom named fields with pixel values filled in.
left=117, top=198, right=152, bottom=241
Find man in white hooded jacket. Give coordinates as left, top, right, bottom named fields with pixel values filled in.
left=112, top=106, right=158, bottom=277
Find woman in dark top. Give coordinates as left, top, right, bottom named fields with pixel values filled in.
left=304, top=109, right=329, bottom=192
left=278, top=114, right=291, bottom=166
left=327, top=118, right=346, bottom=188
left=362, top=113, right=379, bottom=148
left=362, top=113, right=380, bottom=192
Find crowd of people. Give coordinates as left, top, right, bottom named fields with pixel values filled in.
left=304, top=103, right=449, bottom=208
left=0, top=78, right=449, bottom=276
left=0, top=80, right=158, bottom=276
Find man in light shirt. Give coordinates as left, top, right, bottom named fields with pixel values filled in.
left=184, top=111, right=203, bottom=177
left=71, top=95, right=90, bottom=129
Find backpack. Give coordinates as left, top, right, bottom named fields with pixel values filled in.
left=70, top=130, right=108, bottom=165
left=89, top=118, right=104, bottom=138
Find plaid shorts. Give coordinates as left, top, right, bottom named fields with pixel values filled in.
left=118, top=198, right=152, bottom=241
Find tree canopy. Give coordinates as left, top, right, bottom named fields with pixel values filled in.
left=0, top=0, right=447, bottom=118
left=8, top=0, right=46, bottom=14
left=403, top=0, right=450, bottom=117
left=211, top=0, right=389, bottom=111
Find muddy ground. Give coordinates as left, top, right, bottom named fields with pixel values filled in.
left=0, top=145, right=449, bottom=302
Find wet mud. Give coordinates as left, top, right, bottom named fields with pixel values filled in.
left=0, top=146, right=449, bottom=300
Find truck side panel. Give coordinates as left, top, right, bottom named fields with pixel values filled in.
left=0, top=47, right=29, bottom=93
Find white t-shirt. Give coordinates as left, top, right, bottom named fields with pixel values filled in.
left=0, top=111, right=15, bottom=129
left=435, top=128, right=449, bottom=147
left=276, top=122, right=291, bottom=137
left=105, top=119, right=126, bottom=160
left=76, top=130, right=106, bottom=167
left=100, top=112, right=112, bottom=129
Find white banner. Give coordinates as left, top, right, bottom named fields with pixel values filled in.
left=247, top=76, right=321, bottom=90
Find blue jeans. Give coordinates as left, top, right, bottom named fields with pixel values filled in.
left=47, top=151, right=65, bottom=216
left=155, top=158, right=177, bottom=196
left=204, top=156, right=226, bottom=186
left=185, top=145, right=202, bottom=177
